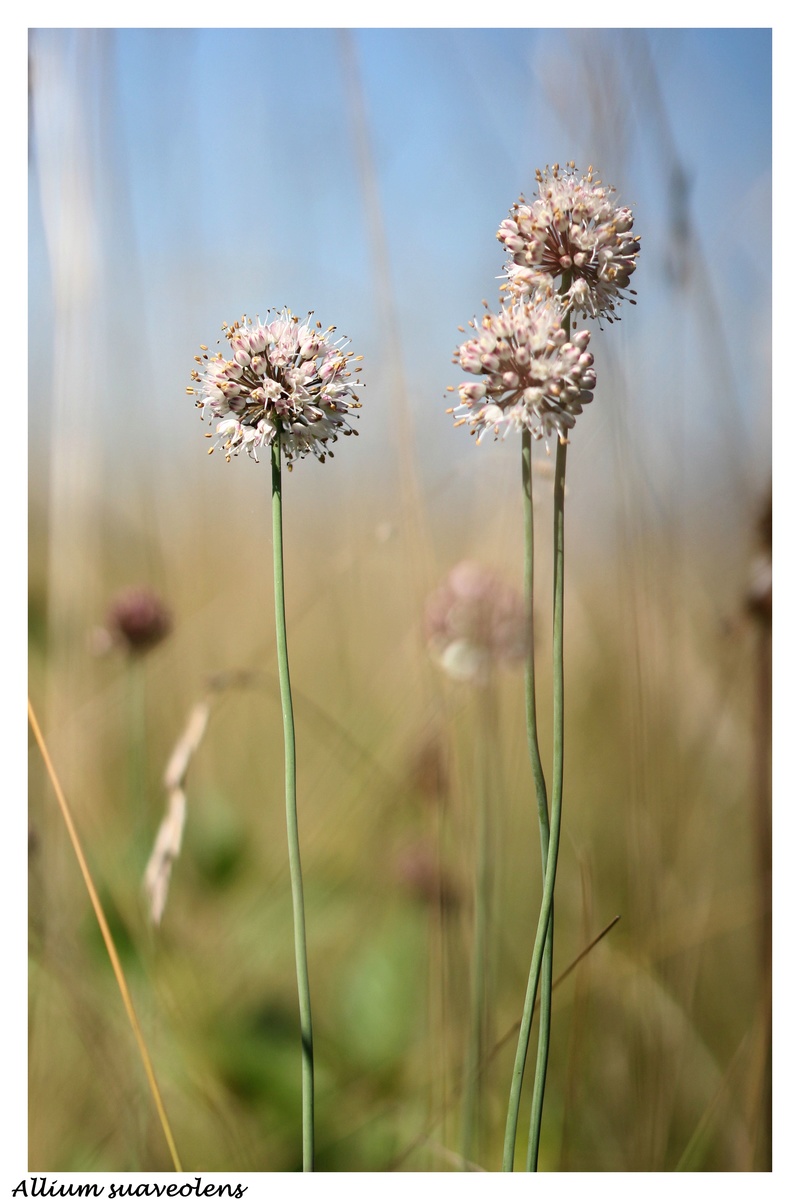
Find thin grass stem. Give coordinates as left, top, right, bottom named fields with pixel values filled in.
left=271, top=438, right=315, bottom=1172
left=28, top=697, right=184, bottom=1172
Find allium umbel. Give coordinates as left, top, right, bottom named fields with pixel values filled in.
left=498, top=163, right=639, bottom=321
left=449, top=301, right=596, bottom=445
left=425, top=561, right=528, bottom=685
left=188, top=309, right=362, bottom=466
left=106, top=587, right=173, bottom=655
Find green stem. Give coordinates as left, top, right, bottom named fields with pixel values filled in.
left=127, top=656, right=148, bottom=860
left=460, top=683, right=495, bottom=1168
left=521, top=430, right=551, bottom=851
left=501, top=430, right=552, bottom=1170
left=271, top=437, right=315, bottom=1172
left=126, top=654, right=154, bottom=1167
left=524, top=425, right=555, bottom=1171
left=526, top=436, right=567, bottom=1170
left=525, top=914, right=554, bottom=1170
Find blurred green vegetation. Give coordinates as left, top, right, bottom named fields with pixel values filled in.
left=28, top=467, right=770, bottom=1172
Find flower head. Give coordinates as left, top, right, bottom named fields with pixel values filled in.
left=188, top=309, right=362, bottom=466
left=105, top=586, right=173, bottom=656
left=498, top=163, right=639, bottom=321
left=448, top=301, right=596, bottom=445
left=424, top=560, right=528, bottom=685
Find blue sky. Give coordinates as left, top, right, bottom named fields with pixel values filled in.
left=28, top=27, right=771, bottom=508
left=25, top=23, right=775, bottom=621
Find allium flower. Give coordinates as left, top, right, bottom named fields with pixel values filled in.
left=448, top=301, right=596, bottom=445
left=424, top=561, right=528, bottom=685
left=498, top=163, right=639, bottom=321
left=187, top=309, right=362, bottom=466
left=106, top=586, right=173, bottom=655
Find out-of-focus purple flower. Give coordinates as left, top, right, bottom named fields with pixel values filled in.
left=105, top=586, right=173, bottom=655
left=424, top=561, right=528, bottom=685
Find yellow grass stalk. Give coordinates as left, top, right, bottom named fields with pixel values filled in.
left=27, top=696, right=184, bottom=1172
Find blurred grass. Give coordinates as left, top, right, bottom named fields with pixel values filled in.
left=28, top=473, right=769, bottom=1170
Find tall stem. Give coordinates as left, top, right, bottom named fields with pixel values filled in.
left=127, top=655, right=148, bottom=855
left=524, top=427, right=555, bottom=1170
left=501, top=431, right=552, bottom=1170
left=526, top=435, right=567, bottom=1169
left=460, top=683, right=495, bottom=1168
left=521, top=429, right=551, bottom=855
left=271, top=438, right=315, bottom=1171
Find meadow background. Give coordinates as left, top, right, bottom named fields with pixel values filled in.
left=27, top=26, right=772, bottom=1172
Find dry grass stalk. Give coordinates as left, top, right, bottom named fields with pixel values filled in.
left=144, top=698, right=210, bottom=925
left=144, top=670, right=264, bottom=925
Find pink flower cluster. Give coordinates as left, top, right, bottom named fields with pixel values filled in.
left=450, top=163, right=638, bottom=447
left=188, top=309, right=362, bottom=466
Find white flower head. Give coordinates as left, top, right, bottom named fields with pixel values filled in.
left=187, top=309, right=363, bottom=466
left=498, top=163, right=640, bottom=322
left=448, top=300, right=596, bottom=445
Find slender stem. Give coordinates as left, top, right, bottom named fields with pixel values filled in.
left=501, top=430, right=552, bottom=1171
left=271, top=438, right=315, bottom=1172
left=521, top=429, right=551, bottom=842
left=527, top=436, right=568, bottom=1169
left=524, top=425, right=555, bottom=1171
left=526, top=911, right=554, bottom=1169
left=125, top=655, right=158, bottom=1165
left=127, top=656, right=148, bottom=859
left=525, top=424, right=556, bottom=1171
left=460, top=683, right=495, bottom=1168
